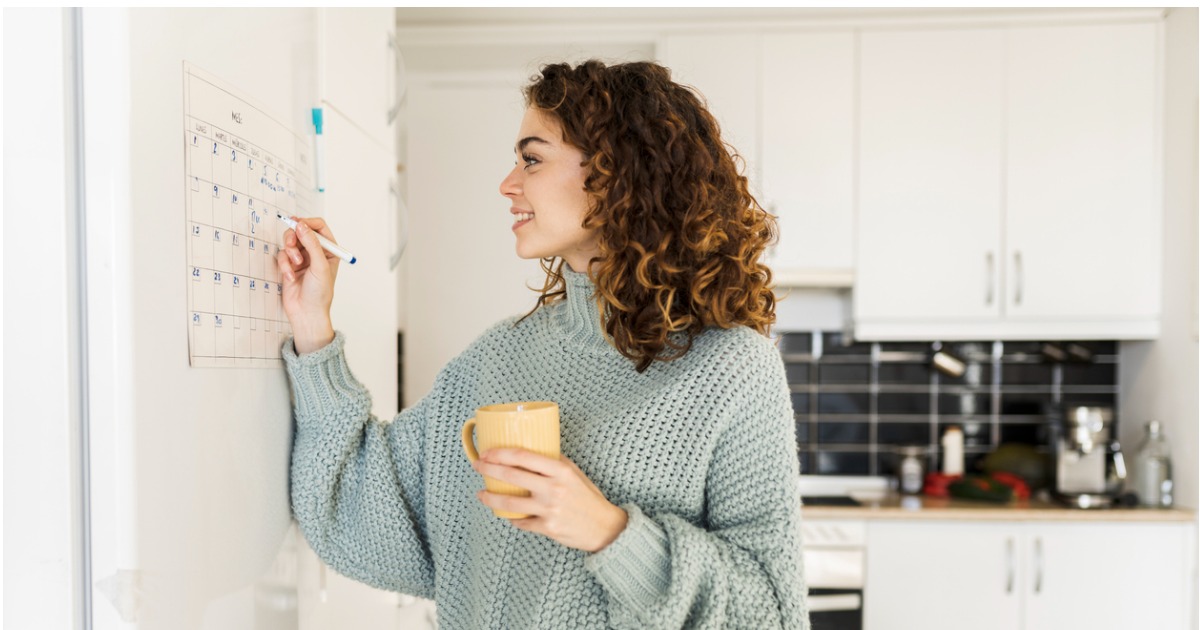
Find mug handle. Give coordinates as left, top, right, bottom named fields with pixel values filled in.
left=461, top=418, right=479, bottom=462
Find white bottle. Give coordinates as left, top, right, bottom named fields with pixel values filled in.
left=1132, top=421, right=1173, bottom=508
left=942, top=426, right=964, bottom=476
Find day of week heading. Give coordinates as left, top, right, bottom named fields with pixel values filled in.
left=194, top=121, right=209, bottom=134
left=215, top=130, right=228, bottom=142
left=232, top=138, right=247, bottom=151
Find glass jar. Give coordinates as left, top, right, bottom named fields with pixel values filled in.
left=898, top=446, right=926, bottom=495
left=1131, top=421, right=1173, bottom=508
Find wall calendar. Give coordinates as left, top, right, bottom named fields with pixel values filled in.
left=183, top=63, right=312, bottom=367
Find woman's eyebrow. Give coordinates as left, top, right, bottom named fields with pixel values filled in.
left=515, top=136, right=551, bottom=153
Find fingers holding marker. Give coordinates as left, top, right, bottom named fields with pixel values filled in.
left=278, top=215, right=354, bottom=265
left=276, top=249, right=295, bottom=284
left=293, top=215, right=336, bottom=243
left=294, top=222, right=331, bottom=275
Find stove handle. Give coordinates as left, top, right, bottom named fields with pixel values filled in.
left=1005, top=537, right=1014, bottom=594
left=807, top=593, right=863, bottom=613
left=1033, top=536, right=1044, bottom=594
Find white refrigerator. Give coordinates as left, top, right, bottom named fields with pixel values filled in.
left=4, top=7, right=427, bottom=629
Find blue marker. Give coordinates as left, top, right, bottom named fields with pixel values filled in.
left=312, top=107, right=325, bottom=192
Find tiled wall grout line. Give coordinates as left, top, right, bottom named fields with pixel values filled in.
left=782, top=332, right=1119, bottom=476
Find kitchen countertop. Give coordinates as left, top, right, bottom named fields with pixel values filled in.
left=802, top=493, right=1197, bottom=522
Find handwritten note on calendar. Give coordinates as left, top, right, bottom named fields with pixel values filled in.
left=183, top=63, right=313, bottom=367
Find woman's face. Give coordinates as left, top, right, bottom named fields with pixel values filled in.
left=499, top=107, right=599, bottom=273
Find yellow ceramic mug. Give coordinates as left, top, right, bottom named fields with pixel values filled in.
left=462, top=401, right=561, bottom=519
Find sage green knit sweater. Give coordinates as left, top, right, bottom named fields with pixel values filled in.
left=284, top=265, right=810, bottom=629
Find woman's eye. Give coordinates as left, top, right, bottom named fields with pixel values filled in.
left=521, top=154, right=540, bottom=169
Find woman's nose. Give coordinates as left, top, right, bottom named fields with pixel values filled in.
left=499, top=164, right=522, bottom=198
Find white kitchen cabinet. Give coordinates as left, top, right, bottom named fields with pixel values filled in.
left=320, top=106, right=399, bottom=422
left=1005, top=22, right=1160, bottom=324
left=865, top=521, right=1193, bottom=630
left=320, top=8, right=399, bottom=149
left=856, top=27, right=1005, bottom=324
left=659, top=32, right=760, bottom=194
left=661, top=31, right=856, bottom=286
left=761, top=32, right=856, bottom=284
left=854, top=21, right=1162, bottom=340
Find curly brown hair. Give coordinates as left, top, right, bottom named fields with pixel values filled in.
left=518, top=59, right=778, bottom=373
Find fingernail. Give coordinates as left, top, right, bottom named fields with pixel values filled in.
left=285, top=270, right=295, bottom=283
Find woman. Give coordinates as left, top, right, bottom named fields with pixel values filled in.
left=277, top=60, right=809, bottom=629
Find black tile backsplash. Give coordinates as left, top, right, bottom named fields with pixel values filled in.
left=819, top=363, right=872, bottom=384
left=818, top=392, right=870, bottom=415
left=779, top=332, right=1120, bottom=477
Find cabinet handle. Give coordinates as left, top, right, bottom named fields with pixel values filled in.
left=1033, top=536, right=1044, bottom=594
left=386, top=33, right=405, bottom=125
left=1013, top=250, right=1024, bottom=306
left=986, top=251, right=995, bottom=306
left=1005, top=537, right=1014, bottom=594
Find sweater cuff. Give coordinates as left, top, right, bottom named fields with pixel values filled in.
left=583, top=503, right=671, bottom=613
left=282, top=331, right=370, bottom=420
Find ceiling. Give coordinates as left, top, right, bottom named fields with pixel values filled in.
left=393, top=7, right=1081, bottom=28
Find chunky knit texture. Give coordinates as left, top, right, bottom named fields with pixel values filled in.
left=285, top=265, right=810, bottom=629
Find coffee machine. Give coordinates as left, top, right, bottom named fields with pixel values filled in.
left=1054, top=405, right=1126, bottom=508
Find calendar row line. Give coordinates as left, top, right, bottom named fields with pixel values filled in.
left=189, top=265, right=285, bottom=293
left=188, top=162, right=302, bottom=213
left=190, top=271, right=286, bottom=321
left=189, top=229, right=285, bottom=282
left=189, top=314, right=289, bottom=362
left=188, top=117, right=305, bottom=184
left=190, top=311, right=291, bottom=332
left=187, top=140, right=310, bottom=208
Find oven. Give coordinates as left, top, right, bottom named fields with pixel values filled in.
left=802, top=519, right=865, bottom=630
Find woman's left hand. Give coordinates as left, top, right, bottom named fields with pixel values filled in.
left=472, top=448, right=628, bottom=553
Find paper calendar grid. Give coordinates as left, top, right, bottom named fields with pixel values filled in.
left=184, top=64, right=313, bottom=368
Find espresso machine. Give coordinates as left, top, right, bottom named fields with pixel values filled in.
left=1054, top=405, right=1126, bottom=508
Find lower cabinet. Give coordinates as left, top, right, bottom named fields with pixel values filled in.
left=864, top=520, right=1194, bottom=630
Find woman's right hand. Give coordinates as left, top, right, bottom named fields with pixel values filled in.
left=277, top=216, right=340, bottom=354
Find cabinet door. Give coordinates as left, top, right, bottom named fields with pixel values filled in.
left=322, top=107, right=398, bottom=421
left=660, top=33, right=760, bottom=195
left=866, top=521, right=1021, bottom=630
left=320, top=8, right=397, bottom=148
left=761, top=31, right=855, bottom=279
left=1005, top=23, right=1160, bottom=322
left=855, top=28, right=1005, bottom=323
left=1024, top=523, right=1190, bottom=630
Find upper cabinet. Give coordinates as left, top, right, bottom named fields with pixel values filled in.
left=1004, top=22, right=1160, bottom=324
left=854, top=20, right=1162, bottom=340
left=662, top=31, right=856, bottom=287
left=761, top=32, right=856, bottom=284
left=856, top=27, right=1006, bottom=325
left=320, top=8, right=400, bottom=149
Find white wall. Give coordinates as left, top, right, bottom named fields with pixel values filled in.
left=2, top=8, right=84, bottom=628
left=1119, top=7, right=1199, bottom=511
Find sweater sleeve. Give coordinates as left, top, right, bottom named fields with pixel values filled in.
left=285, top=331, right=436, bottom=598
left=582, top=347, right=810, bottom=630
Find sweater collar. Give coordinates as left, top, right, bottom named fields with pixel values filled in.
left=554, top=263, right=616, bottom=353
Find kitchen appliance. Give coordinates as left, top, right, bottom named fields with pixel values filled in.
left=1053, top=405, right=1127, bottom=508
left=801, top=519, right=866, bottom=630
left=797, top=476, right=888, bottom=628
